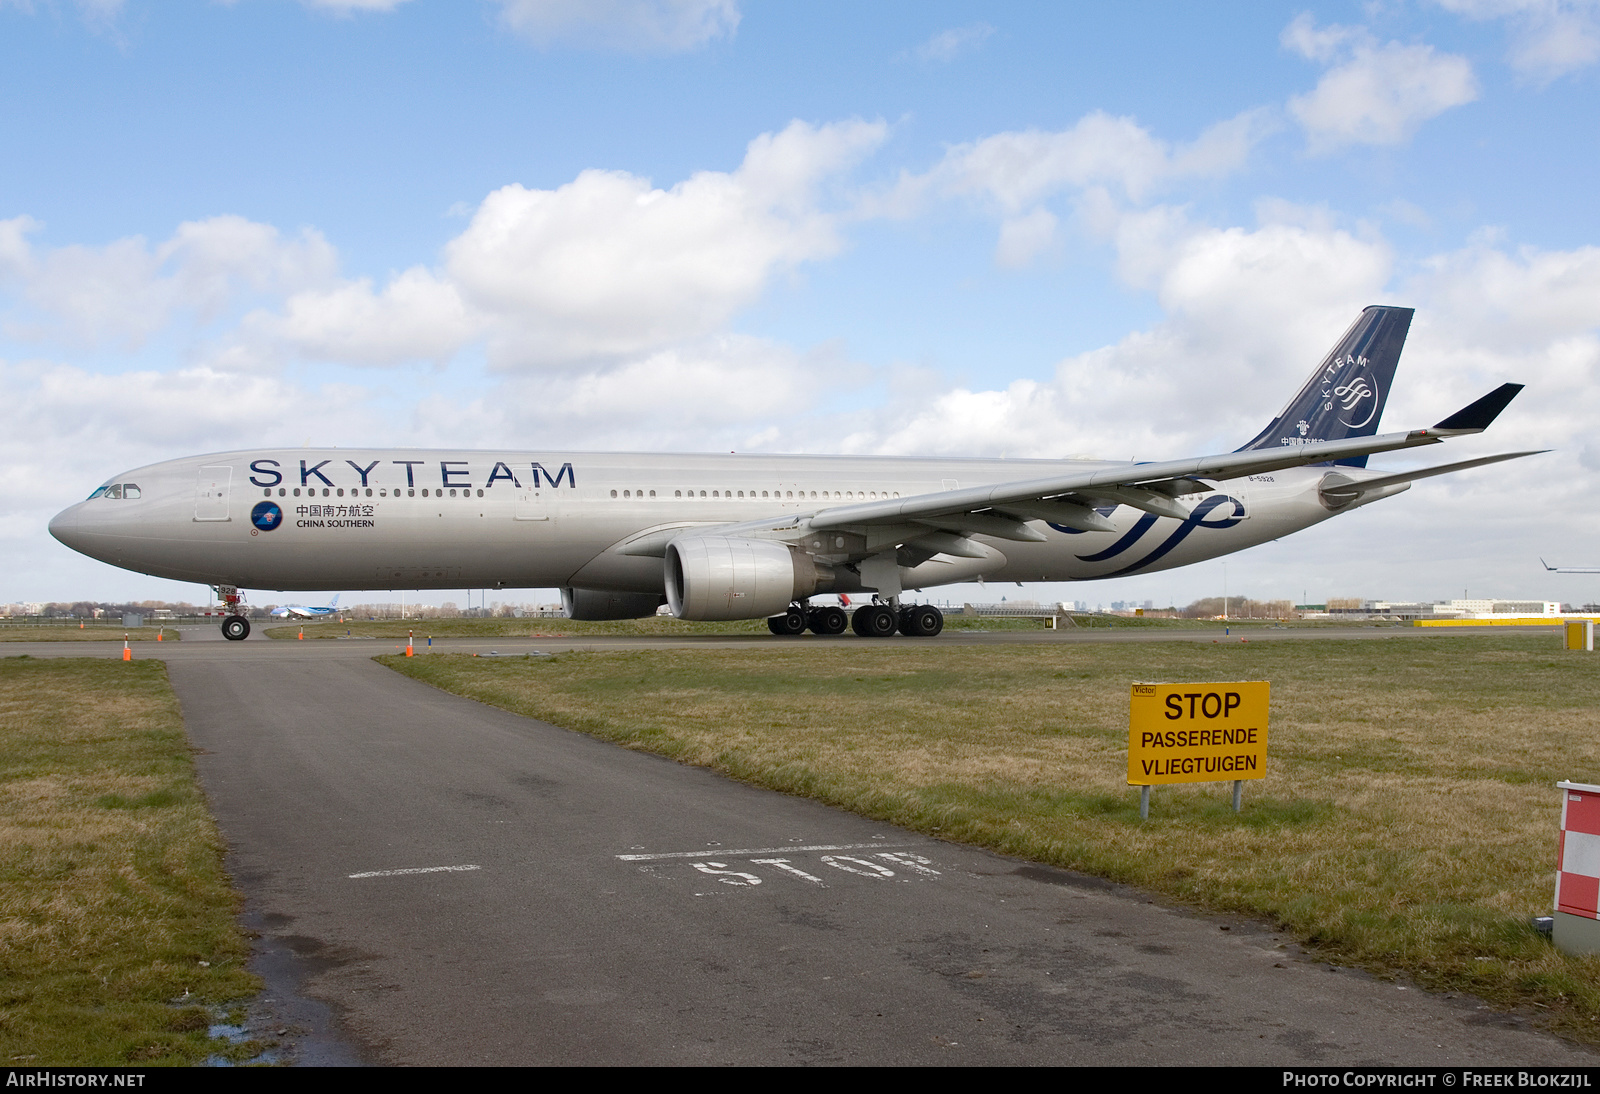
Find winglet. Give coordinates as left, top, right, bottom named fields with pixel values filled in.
left=1433, top=383, right=1524, bottom=433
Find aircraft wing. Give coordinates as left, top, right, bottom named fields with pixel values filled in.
left=802, top=384, right=1527, bottom=538
left=699, top=384, right=1526, bottom=550
left=1317, top=450, right=1545, bottom=505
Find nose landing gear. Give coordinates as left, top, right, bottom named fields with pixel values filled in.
left=214, top=584, right=251, bottom=641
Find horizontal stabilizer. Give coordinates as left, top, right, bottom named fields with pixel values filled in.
left=1432, top=383, right=1524, bottom=434
left=1319, top=450, right=1544, bottom=503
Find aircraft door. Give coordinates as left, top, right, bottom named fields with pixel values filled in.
left=514, top=485, right=548, bottom=521
left=1225, top=477, right=1253, bottom=520
left=195, top=465, right=232, bottom=522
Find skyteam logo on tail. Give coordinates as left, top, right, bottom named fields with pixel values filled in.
left=1325, top=354, right=1379, bottom=428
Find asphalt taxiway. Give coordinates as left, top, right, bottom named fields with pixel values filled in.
left=7, top=627, right=1593, bottom=1066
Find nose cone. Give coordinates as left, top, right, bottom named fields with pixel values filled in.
left=48, top=503, right=84, bottom=553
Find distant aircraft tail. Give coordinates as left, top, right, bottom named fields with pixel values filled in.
left=1236, top=305, right=1414, bottom=468
left=328, top=594, right=340, bottom=609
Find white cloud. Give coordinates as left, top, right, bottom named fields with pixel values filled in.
left=1280, top=12, right=1365, bottom=63
left=401, top=334, right=860, bottom=452
left=1284, top=16, right=1478, bottom=151
left=882, top=108, right=1276, bottom=269
left=923, top=109, right=1275, bottom=212
left=439, top=118, right=885, bottom=366
left=0, top=120, right=885, bottom=371
left=1408, top=240, right=1600, bottom=350
left=0, top=0, right=125, bottom=33
left=0, top=215, right=337, bottom=350
left=250, top=267, right=477, bottom=366
left=300, top=0, right=414, bottom=12
left=1436, top=0, right=1600, bottom=81
left=912, top=23, right=994, bottom=63
left=0, top=358, right=369, bottom=515
left=491, top=0, right=740, bottom=51
left=842, top=205, right=1395, bottom=461
left=993, top=208, right=1059, bottom=268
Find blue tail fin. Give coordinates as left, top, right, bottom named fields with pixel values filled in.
left=1236, top=305, right=1413, bottom=468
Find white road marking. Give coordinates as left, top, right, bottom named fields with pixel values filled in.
left=348, top=864, right=482, bottom=879
left=616, top=842, right=912, bottom=861
left=821, top=855, right=896, bottom=878
left=691, top=862, right=763, bottom=886
left=876, top=851, right=941, bottom=876
left=750, top=858, right=828, bottom=886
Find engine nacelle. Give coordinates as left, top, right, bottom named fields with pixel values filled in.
left=664, top=536, right=826, bottom=621
left=561, top=586, right=666, bottom=621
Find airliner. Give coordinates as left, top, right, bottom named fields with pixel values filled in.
left=269, top=594, right=342, bottom=620
left=49, top=306, right=1536, bottom=641
left=1542, top=560, right=1600, bottom=574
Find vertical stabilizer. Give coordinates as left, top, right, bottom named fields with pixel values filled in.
left=1236, top=305, right=1413, bottom=467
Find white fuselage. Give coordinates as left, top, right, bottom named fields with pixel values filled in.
left=48, top=448, right=1404, bottom=596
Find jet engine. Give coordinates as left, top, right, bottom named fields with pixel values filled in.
left=561, top=586, right=667, bottom=621
left=664, top=536, right=829, bottom=621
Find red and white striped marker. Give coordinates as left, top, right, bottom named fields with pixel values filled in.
left=1553, top=781, right=1600, bottom=953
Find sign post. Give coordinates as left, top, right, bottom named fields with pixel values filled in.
left=1128, top=682, right=1269, bottom=818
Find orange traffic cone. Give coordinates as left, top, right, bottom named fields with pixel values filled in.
left=156, top=628, right=163, bottom=642
left=122, top=634, right=131, bottom=661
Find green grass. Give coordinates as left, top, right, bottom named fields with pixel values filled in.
left=0, top=658, right=260, bottom=1065
left=0, top=627, right=179, bottom=643
left=381, top=634, right=1600, bottom=1040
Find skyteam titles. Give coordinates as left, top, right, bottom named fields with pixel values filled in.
left=247, top=459, right=578, bottom=491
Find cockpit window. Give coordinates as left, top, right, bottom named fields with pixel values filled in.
left=90, top=483, right=141, bottom=500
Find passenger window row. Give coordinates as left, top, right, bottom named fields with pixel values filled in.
left=610, top=489, right=901, bottom=500
left=262, top=487, right=488, bottom=499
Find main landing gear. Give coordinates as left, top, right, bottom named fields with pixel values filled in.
left=767, top=601, right=942, bottom=638
left=765, top=604, right=849, bottom=636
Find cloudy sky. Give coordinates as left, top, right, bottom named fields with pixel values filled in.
left=4, top=0, right=1598, bottom=609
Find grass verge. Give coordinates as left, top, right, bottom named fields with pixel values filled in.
left=0, top=627, right=178, bottom=643
left=0, top=657, right=259, bottom=1065
left=381, top=634, right=1600, bottom=1041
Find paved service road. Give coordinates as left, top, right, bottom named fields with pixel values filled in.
left=13, top=634, right=1597, bottom=1065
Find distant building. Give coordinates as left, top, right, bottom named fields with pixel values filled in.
left=1316, top=599, right=1566, bottom=620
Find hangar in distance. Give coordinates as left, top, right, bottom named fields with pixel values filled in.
left=50, top=306, right=1536, bottom=641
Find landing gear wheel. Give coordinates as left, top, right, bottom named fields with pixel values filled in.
left=850, top=604, right=899, bottom=638
left=767, top=607, right=808, bottom=636
left=807, top=606, right=848, bottom=635
left=898, top=605, right=944, bottom=638
left=221, top=616, right=250, bottom=641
